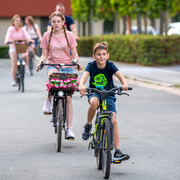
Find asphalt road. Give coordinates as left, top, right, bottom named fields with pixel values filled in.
left=0, top=59, right=180, bottom=180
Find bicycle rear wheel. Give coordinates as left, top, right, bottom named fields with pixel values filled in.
left=102, top=118, right=111, bottom=179
left=57, top=99, right=63, bottom=152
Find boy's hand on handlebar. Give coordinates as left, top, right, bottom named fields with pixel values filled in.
left=78, top=85, right=87, bottom=96
left=122, top=84, right=128, bottom=91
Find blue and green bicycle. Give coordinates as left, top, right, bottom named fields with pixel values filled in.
left=83, top=86, right=132, bottom=179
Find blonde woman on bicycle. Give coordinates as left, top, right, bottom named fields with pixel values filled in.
left=4, top=14, right=31, bottom=86
left=37, top=11, right=82, bottom=139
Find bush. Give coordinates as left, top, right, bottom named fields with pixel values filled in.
left=77, top=35, right=180, bottom=66
left=0, top=46, right=9, bottom=58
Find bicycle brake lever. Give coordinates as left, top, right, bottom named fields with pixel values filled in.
left=117, top=92, right=129, bottom=96
left=122, top=92, right=129, bottom=96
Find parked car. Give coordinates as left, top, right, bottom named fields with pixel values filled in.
left=131, top=26, right=157, bottom=35
left=167, top=22, right=180, bottom=35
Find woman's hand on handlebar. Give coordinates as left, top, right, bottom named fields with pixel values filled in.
left=36, top=61, right=44, bottom=72
left=76, top=64, right=83, bottom=71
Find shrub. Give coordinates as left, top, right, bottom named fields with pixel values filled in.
left=77, top=35, right=180, bottom=66
left=0, top=46, right=9, bottom=58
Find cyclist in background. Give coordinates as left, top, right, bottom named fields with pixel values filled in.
left=47, top=3, right=79, bottom=41
left=78, top=42, right=130, bottom=161
left=24, top=16, right=42, bottom=61
left=37, top=11, right=82, bottom=139
left=4, top=14, right=31, bottom=86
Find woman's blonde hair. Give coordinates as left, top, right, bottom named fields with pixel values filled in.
left=93, top=42, right=108, bottom=54
left=11, top=14, right=22, bottom=27
left=48, top=11, right=69, bottom=50
left=25, top=16, right=34, bottom=26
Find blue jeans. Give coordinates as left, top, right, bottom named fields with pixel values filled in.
left=47, top=66, right=74, bottom=74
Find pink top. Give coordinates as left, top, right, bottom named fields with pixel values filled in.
left=5, top=26, right=30, bottom=48
left=40, top=31, right=77, bottom=68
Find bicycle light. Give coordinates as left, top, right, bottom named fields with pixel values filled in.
left=58, top=91, right=64, bottom=97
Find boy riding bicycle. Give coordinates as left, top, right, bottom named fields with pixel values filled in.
left=79, top=42, right=130, bottom=161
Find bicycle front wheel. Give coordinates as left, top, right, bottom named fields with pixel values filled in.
left=57, top=99, right=63, bottom=152
left=20, top=64, right=25, bottom=92
left=29, top=51, right=34, bottom=76
left=102, top=118, right=111, bottom=179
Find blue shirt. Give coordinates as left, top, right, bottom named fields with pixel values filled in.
left=85, top=60, right=119, bottom=93
left=48, top=15, right=74, bottom=31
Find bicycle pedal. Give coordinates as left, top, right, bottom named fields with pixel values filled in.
left=44, top=112, right=52, bottom=115
left=66, top=137, right=75, bottom=140
left=88, top=142, right=95, bottom=150
left=112, top=159, right=121, bottom=164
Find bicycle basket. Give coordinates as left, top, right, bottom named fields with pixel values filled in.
left=49, top=73, right=78, bottom=80
left=14, top=41, right=28, bottom=53
left=47, top=73, right=79, bottom=94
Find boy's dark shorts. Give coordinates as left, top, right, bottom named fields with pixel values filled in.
left=88, top=93, right=117, bottom=113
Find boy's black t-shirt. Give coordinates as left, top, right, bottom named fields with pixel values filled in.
left=85, top=60, right=119, bottom=92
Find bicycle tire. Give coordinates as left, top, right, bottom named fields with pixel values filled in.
left=102, top=118, right=111, bottom=179
left=17, top=72, right=20, bottom=91
left=29, top=51, right=34, bottom=76
left=96, top=123, right=102, bottom=170
left=20, top=64, right=25, bottom=92
left=57, top=99, right=63, bottom=152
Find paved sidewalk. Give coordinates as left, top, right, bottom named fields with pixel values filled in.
left=79, top=57, right=180, bottom=87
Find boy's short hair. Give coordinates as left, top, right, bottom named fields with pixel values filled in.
left=93, top=42, right=108, bottom=54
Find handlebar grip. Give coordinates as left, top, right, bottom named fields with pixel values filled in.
left=128, top=87, right=133, bottom=90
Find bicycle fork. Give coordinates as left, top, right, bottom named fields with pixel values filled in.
left=89, top=112, right=114, bottom=152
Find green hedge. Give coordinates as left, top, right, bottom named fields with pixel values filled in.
left=0, top=46, right=9, bottom=58
left=77, top=35, right=180, bottom=66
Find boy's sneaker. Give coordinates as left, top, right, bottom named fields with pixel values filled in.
left=42, top=99, right=51, bottom=114
left=65, top=128, right=75, bottom=140
left=11, top=80, right=17, bottom=86
left=82, top=123, right=92, bottom=140
left=113, top=149, right=130, bottom=162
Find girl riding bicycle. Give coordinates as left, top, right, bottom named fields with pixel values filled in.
left=4, top=14, right=31, bottom=86
left=24, top=16, right=42, bottom=60
left=79, top=42, right=130, bottom=161
left=37, top=11, right=82, bottom=139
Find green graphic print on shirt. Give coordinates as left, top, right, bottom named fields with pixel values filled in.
left=92, top=74, right=107, bottom=90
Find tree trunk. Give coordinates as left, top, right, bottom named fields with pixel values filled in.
left=150, top=18, right=156, bottom=29
left=137, top=13, right=142, bottom=34
left=144, top=13, right=147, bottom=35
left=89, top=0, right=94, bottom=36
left=165, top=10, right=169, bottom=35
left=160, top=10, right=164, bottom=35
left=114, top=11, right=119, bottom=34
left=78, top=21, right=80, bottom=36
left=82, top=22, right=86, bottom=36
left=126, top=16, right=130, bottom=34
left=123, top=15, right=126, bottom=34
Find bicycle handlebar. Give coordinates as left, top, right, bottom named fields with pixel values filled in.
left=77, top=86, right=132, bottom=97
left=38, top=59, right=79, bottom=70
left=6, top=40, right=28, bottom=45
